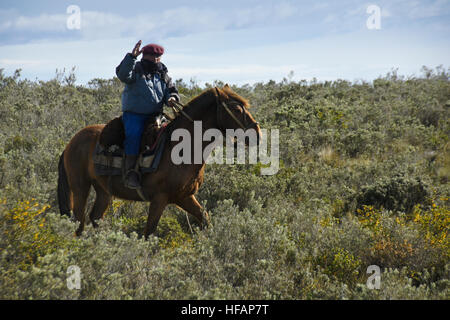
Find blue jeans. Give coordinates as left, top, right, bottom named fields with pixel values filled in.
left=122, top=112, right=152, bottom=155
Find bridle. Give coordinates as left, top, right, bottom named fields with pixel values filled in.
left=169, top=87, right=259, bottom=131
left=213, top=87, right=259, bottom=131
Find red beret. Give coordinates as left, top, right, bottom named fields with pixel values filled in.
left=142, top=44, right=164, bottom=56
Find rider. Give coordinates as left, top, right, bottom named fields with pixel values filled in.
left=116, top=40, right=180, bottom=189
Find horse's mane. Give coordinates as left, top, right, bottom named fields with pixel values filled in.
left=183, top=88, right=216, bottom=109
left=175, top=86, right=250, bottom=116
left=221, top=85, right=250, bottom=108
left=166, top=86, right=250, bottom=130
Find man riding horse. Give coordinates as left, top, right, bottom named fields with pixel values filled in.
left=116, top=40, right=179, bottom=189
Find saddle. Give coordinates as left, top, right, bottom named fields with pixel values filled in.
left=93, top=115, right=168, bottom=176
left=98, top=114, right=164, bottom=151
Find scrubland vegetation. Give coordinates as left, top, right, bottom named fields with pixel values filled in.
left=0, top=66, right=448, bottom=299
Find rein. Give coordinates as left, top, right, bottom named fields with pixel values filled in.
left=170, top=100, right=194, bottom=123
left=214, top=87, right=259, bottom=131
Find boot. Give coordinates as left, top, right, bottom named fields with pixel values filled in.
left=124, top=155, right=140, bottom=189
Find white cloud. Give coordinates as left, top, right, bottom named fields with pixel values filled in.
left=1, top=22, right=448, bottom=86
left=0, top=2, right=305, bottom=43
left=172, top=64, right=305, bottom=81
left=13, top=13, right=67, bottom=32
left=406, top=0, right=450, bottom=19
left=379, top=0, right=450, bottom=20
left=0, top=1, right=448, bottom=85
left=234, top=2, right=299, bottom=28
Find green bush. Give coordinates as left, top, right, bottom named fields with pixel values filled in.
left=353, top=173, right=430, bottom=213
left=0, top=66, right=449, bottom=299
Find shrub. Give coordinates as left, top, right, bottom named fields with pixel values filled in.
left=0, top=199, right=58, bottom=269
left=0, top=67, right=449, bottom=299
left=353, top=173, right=430, bottom=213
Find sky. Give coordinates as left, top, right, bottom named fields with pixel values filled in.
left=0, top=0, right=449, bottom=85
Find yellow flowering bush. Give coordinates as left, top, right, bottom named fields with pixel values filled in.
left=357, top=205, right=383, bottom=233
left=355, top=197, right=449, bottom=269
left=314, top=247, right=361, bottom=285
left=1, top=199, right=56, bottom=269
left=357, top=205, right=416, bottom=267
left=111, top=199, right=125, bottom=214
left=156, top=216, right=192, bottom=250
left=413, top=197, right=449, bottom=254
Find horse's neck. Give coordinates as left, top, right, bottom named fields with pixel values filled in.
left=179, top=90, right=217, bottom=131
left=169, top=91, right=219, bottom=165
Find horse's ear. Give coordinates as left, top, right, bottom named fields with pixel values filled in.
left=224, top=84, right=230, bottom=89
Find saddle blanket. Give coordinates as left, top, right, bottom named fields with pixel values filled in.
left=93, top=129, right=167, bottom=176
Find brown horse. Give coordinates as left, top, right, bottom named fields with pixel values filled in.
left=57, top=85, right=261, bottom=238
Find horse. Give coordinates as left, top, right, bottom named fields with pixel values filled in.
left=57, top=85, right=262, bottom=239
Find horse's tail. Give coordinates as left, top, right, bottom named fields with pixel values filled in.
left=57, top=151, right=71, bottom=216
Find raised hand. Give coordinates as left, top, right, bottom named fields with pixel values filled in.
left=131, top=40, right=143, bottom=58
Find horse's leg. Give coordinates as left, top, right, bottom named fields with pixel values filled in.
left=89, top=182, right=112, bottom=228
left=176, top=195, right=210, bottom=229
left=72, top=180, right=91, bottom=236
left=144, top=193, right=168, bottom=239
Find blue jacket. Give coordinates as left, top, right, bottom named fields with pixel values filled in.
left=115, top=53, right=179, bottom=115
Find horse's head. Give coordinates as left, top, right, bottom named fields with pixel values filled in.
left=214, top=85, right=262, bottom=146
